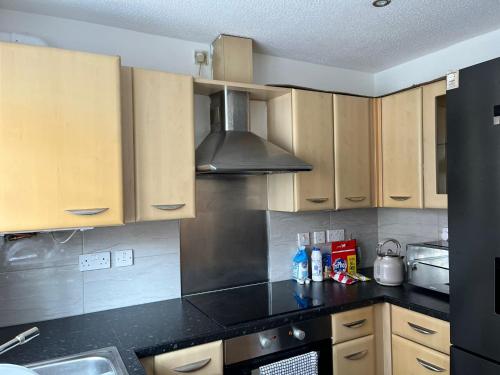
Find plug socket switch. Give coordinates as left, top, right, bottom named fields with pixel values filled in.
left=113, top=249, right=134, bottom=268
left=297, top=232, right=310, bottom=246
left=313, top=231, right=326, bottom=244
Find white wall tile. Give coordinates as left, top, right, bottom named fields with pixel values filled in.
left=83, top=221, right=179, bottom=258
left=0, top=265, right=83, bottom=327
left=83, top=253, right=180, bottom=314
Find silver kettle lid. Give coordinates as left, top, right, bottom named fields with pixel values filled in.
left=377, top=238, right=402, bottom=257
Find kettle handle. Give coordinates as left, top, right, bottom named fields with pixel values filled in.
left=376, top=238, right=402, bottom=256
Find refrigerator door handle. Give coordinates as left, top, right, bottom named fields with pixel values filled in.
left=408, top=322, right=437, bottom=335
left=416, top=358, right=446, bottom=372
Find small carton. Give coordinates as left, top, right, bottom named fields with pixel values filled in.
left=331, top=239, right=357, bottom=274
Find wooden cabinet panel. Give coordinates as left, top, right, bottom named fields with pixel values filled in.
left=0, top=42, right=123, bottom=232
left=212, top=35, right=253, bottom=83
left=333, top=335, right=376, bottom=375
left=381, top=88, right=423, bottom=208
left=293, top=89, right=335, bottom=211
left=155, top=341, right=223, bottom=375
left=332, top=306, right=374, bottom=344
left=267, top=90, right=334, bottom=211
left=334, top=94, right=373, bottom=209
left=423, top=80, right=447, bottom=208
left=140, top=357, right=155, bottom=375
left=133, top=68, right=195, bottom=221
left=391, top=305, right=450, bottom=354
left=392, top=334, right=449, bottom=375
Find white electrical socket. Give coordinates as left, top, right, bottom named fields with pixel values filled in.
left=79, top=252, right=111, bottom=271
left=327, top=229, right=345, bottom=242
left=113, top=249, right=134, bottom=268
left=297, top=232, right=310, bottom=246
left=313, top=231, right=326, bottom=244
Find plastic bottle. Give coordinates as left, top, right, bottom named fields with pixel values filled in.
left=311, top=247, right=323, bottom=282
left=292, top=246, right=309, bottom=283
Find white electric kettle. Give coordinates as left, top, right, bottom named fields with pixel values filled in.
left=373, top=238, right=405, bottom=286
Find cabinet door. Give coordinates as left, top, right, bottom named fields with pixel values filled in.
left=334, top=94, right=372, bottom=209
left=381, top=88, right=423, bottom=208
left=155, top=341, right=223, bottom=375
left=392, top=334, right=449, bottom=375
left=0, top=42, right=123, bottom=232
left=133, top=69, right=195, bottom=221
left=332, top=335, right=376, bottom=375
left=423, top=80, right=447, bottom=208
left=292, top=89, right=335, bottom=211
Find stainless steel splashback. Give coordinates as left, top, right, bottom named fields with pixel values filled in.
left=180, top=175, right=268, bottom=295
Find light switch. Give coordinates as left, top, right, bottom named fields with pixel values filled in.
left=113, top=249, right=134, bottom=268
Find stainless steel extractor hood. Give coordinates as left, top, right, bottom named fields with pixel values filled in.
left=196, top=89, right=312, bottom=174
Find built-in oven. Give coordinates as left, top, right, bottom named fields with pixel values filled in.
left=224, top=316, right=332, bottom=375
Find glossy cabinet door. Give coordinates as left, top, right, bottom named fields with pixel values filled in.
left=132, top=68, right=195, bottom=221
left=154, top=341, right=223, bottom=375
left=332, top=335, right=376, bottom=375
left=423, top=80, right=447, bottom=208
left=333, top=94, right=373, bottom=209
left=0, top=42, right=123, bottom=232
left=267, top=89, right=334, bottom=211
left=381, top=87, right=423, bottom=208
left=392, top=334, right=450, bottom=375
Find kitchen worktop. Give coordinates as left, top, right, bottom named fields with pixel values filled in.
left=0, top=271, right=449, bottom=375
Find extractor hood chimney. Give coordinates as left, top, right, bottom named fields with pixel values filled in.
left=195, top=89, right=312, bottom=174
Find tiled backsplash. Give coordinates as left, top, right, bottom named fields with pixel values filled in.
left=267, top=209, right=379, bottom=281
left=0, top=221, right=180, bottom=327
left=0, top=208, right=447, bottom=327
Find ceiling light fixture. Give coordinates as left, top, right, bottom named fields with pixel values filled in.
left=372, top=0, right=391, bottom=7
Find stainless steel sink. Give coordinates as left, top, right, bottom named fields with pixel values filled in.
left=26, top=347, right=129, bottom=375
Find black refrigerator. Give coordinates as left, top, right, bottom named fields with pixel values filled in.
left=448, top=57, right=500, bottom=373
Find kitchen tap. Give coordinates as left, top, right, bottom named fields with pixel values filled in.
left=0, top=327, right=39, bottom=356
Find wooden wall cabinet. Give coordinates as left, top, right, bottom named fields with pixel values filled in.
left=381, top=87, right=423, bottom=208
left=132, top=68, right=195, bottom=221
left=0, top=42, right=123, bottom=232
left=334, top=94, right=373, bottom=209
left=268, top=89, right=335, bottom=211
left=212, top=35, right=253, bottom=83
left=423, top=80, right=447, bottom=209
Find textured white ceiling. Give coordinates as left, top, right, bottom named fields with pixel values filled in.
left=1, top=0, right=500, bottom=72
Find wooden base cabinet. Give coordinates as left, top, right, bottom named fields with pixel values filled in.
left=142, top=341, right=223, bottom=375
left=392, top=334, right=449, bottom=375
left=268, top=89, right=335, bottom=212
left=333, top=335, right=376, bottom=375
left=0, top=42, right=123, bottom=232
left=132, top=68, right=195, bottom=221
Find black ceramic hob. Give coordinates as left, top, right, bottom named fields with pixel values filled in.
left=184, top=281, right=324, bottom=327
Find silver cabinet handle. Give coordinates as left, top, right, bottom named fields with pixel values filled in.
left=416, top=358, right=445, bottom=372
left=172, top=358, right=211, bottom=373
left=345, top=196, right=366, bottom=202
left=306, top=198, right=329, bottom=203
left=408, top=322, right=437, bottom=335
left=344, top=350, right=368, bottom=361
left=152, top=204, right=185, bottom=210
left=389, top=196, right=411, bottom=201
left=343, top=319, right=367, bottom=328
left=65, top=208, right=108, bottom=215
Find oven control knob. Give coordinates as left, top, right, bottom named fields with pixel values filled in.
left=292, top=328, right=306, bottom=341
left=259, top=335, right=272, bottom=349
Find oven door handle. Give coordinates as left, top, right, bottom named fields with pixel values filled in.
left=172, top=358, right=211, bottom=372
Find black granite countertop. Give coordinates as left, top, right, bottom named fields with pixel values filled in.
left=0, top=272, right=449, bottom=375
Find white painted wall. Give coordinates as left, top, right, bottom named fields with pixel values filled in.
left=374, top=27, right=500, bottom=95
left=0, top=8, right=375, bottom=95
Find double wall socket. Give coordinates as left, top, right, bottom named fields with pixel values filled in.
left=79, top=252, right=111, bottom=271
left=327, top=229, right=345, bottom=242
